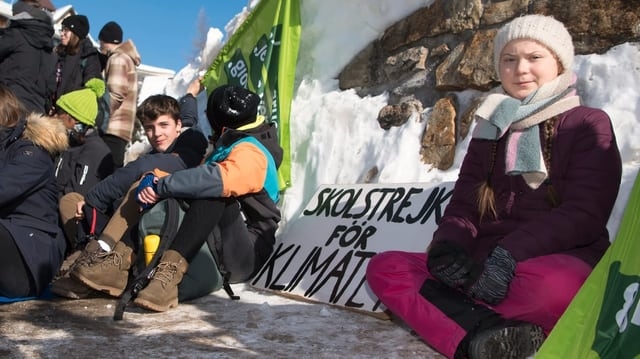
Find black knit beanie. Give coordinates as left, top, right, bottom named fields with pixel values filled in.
left=206, top=85, right=260, bottom=133
left=172, top=129, right=208, bottom=168
left=62, top=15, right=90, bottom=39
left=98, top=21, right=123, bottom=44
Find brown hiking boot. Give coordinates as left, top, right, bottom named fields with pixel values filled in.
left=54, top=250, right=83, bottom=280
left=50, top=275, right=99, bottom=299
left=70, top=239, right=102, bottom=270
left=51, top=244, right=103, bottom=299
left=134, top=250, right=188, bottom=312
left=71, top=241, right=133, bottom=297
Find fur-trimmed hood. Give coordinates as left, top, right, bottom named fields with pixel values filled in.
left=22, top=114, right=69, bottom=155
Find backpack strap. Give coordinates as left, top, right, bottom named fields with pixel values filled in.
left=205, top=233, right=239, bottom=301
left=113, top=197, right=182, bottom=321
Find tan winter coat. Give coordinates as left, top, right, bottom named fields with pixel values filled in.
left=104, top=39, right=141, bottom=143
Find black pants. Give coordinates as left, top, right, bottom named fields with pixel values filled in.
left=102, top=134, right=128, bottom=168
left=169, top=198, right=257, bottom=282
left=170, top=198, right=227, bottom=260
left=420, top=279, right=516, bottom=359
left=0, top=224, right=36, bottom=297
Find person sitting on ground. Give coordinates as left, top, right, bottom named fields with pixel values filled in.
left=0, top=84, right=68, bottom=300
left=365, top=14, right=622, bottom=359
left=51, top=85, right=208, bottom=299
left=80, top=84, right=283, bottom=312
left=53, top=78, right=114, bottom=249
left=54, top=78, right=114, bottom=196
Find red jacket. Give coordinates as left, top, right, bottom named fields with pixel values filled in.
left=432, top=106, right=622, bottom=267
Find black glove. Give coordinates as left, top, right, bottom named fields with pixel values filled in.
left=467, top=246, right=516, bottom=305
left=427, top=241, right=483, bottom=290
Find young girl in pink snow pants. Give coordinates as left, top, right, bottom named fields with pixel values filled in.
left=366, top=14, right=622, bottom=359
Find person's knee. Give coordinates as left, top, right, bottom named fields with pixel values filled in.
left=366, top=251, right=408, bottom=292
left=510, top=268, right=587, bottom=320
left=59, top=192, right=84, bottom=218
left=366, top=252, right=393, bottom=277
left=541, top=272, right=586, bottom=312
left=515, top=256, right=590, bottom=314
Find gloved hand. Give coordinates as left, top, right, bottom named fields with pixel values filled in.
left=136, top=173, right=158, bottom=210
left=467, top=246, right=516, bottom=305
left=427, top=241, right=483, bottom=290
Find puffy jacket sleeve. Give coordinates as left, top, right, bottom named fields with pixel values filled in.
left=156, top=142, right=268, bottom=199
left=0, top=28, right=19, bottom=60
left=85, top=152, right=186, bottom=212
left=430, top=138, right=487, bottom=253
left=178, top=94, right=198, bottom=128
left=0, top=143, right=51, bottom=207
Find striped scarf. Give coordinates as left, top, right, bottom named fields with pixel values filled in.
left=472, top=72, right=581, bottom=189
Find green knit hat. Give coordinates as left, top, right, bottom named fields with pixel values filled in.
left=56, top=78, right=106, bottom=126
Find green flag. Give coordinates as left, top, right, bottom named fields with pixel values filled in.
left=536, top=170, right=640, bottom=359
left=203, top=0, right=301, bottom=188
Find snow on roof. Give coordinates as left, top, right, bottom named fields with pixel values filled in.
left=0, top=1, right=12, bottom=18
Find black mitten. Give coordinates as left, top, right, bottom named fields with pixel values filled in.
left=427, top=241, right=483, bottom=290
left=468, top=246, right=516, bottom=305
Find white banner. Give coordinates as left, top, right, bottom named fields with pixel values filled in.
left=251, top=182, right=455, bottom=313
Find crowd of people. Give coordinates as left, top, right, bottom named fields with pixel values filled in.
left=0, top=0, right=284, bottom=315
left=1, top=2, right=624, bottom=358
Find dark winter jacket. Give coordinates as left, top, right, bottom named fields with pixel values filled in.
left=54, top=129, right=114, bottom=197
left=156, top=121, right=283, bottom=272
left=178, top=93, right=199, bottom=128
left=84, top=128, right=208, bottom=213
left=0, top=114, right=68, bottom=294
left=432, top=106, right=622, bottom=267
left=48, top=38, right=102, bottom=114
left=0, top=15, right=56, bottom=114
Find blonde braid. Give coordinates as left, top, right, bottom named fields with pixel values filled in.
left=478, top=141, right=499, bottom=221
left=543, top=116, right=560, bottom=207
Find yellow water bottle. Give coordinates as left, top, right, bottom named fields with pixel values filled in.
left=144, top=234, right=161, bottom=265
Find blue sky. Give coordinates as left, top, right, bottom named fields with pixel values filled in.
left=58, top=1, right=247, bottom=71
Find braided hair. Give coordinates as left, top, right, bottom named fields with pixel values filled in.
left=542, top=116, right=560, bottom=207
left=476, top=116, right=561, bottom=221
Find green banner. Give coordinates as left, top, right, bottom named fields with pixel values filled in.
left=536, top=169, right=640, bottom=359
left=203, top=0, right=301, bottom=189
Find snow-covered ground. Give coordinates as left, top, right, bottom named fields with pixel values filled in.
left=0, top=284, right=444, bottom=358
left=2, top=1, right=638, bottom=358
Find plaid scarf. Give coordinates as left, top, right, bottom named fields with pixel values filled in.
left=472, top=72, right=581, bottom=189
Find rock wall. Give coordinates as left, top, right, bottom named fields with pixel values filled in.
left=338, top=0, right=640, bottom=169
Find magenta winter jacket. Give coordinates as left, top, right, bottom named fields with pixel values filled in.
left=432, top=106, right=622, bottom=267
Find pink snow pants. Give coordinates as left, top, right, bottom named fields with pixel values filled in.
left=366, top=251, right=592, bottom=359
